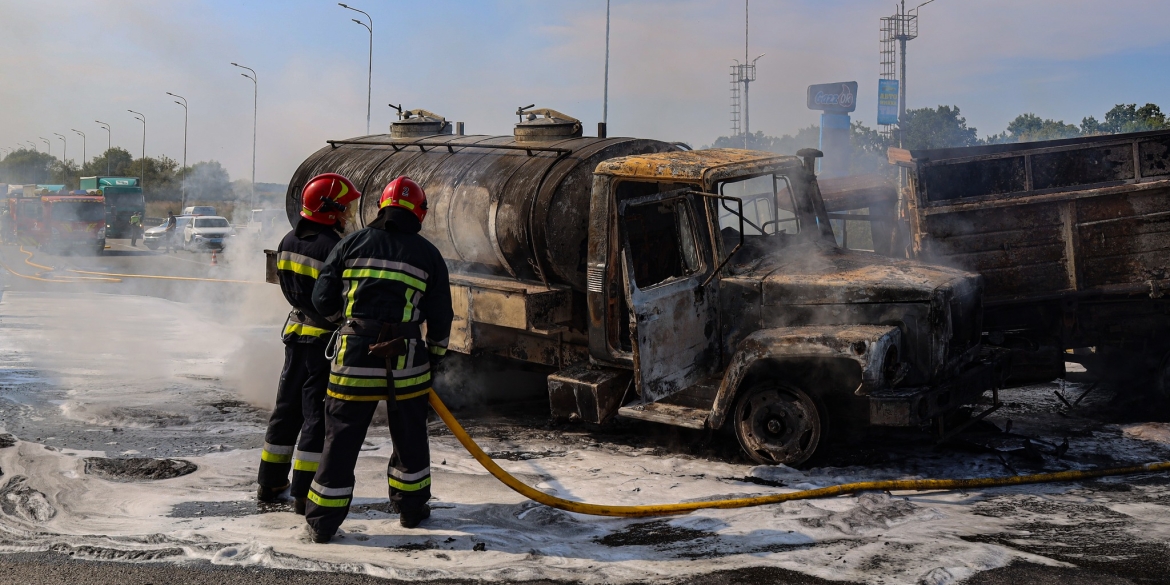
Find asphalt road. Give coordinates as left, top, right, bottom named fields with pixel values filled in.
left=0, top=237, right=265, bottom=303
left=0, top=552, right=1143, bottom=585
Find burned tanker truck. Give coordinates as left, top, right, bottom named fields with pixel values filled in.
left=284, top=107, right=1005, bottom=465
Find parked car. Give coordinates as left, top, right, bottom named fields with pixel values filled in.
left=247, top=208, right=288, bottom=239
left=181, top=206, right=216, bottom=216
left=143, top=215, right=191, bottom=250
left=183, top=215, right=235, bottom=250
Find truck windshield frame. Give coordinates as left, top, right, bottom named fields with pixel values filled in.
left=717, top=173, right=801, bottom=236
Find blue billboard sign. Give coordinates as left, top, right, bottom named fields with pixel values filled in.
left=877, top=79, right=900, bottom=125
left=806, top=82, right=857, bottom=113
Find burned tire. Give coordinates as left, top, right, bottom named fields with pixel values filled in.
left=732, top=380, right=824, bottom=466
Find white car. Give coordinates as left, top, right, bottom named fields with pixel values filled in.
left=183, top=216, right=235, bottom=250
left=143, top=215, right=191, bottom=250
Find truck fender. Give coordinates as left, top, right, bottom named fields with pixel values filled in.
left=708, top=325, right=902, bottom=429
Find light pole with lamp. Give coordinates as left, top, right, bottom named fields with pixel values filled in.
left=40, top=137, right=51, bottom=157
left=96, top=121, right=111, bottom=175
left=231, top=62, right=258, bottom=211
left=167, top=92, right=189, bottom=209
left=128, top=110, right=146, bottom=188
left=53, top=133, right=67, bottom=166
left=72, top=129, right=86, bottom=168
left=339, top=3, right=373, bottom=135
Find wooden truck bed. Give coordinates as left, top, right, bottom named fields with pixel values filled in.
left=891, top=129, right=1170, bottom=304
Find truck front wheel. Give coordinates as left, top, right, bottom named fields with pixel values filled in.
left=732, top=380, right=824, bottom=466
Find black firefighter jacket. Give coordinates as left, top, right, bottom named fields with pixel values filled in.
left=276, top=222, right=343, bottom=344
left=311, top=211, right=453, bottom=402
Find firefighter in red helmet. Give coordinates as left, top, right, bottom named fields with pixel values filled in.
left=257, top=173, right=360, bottom=514
left=305, top=176, right=452, bottom=542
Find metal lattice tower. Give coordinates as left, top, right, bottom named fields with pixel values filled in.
left=879, top=2, right=919, bottom=138
left=730, top=62, right=756, bottom=141
left=729, top=0, right=761, bottom=148
left=730, top=65, right=741, bottom=138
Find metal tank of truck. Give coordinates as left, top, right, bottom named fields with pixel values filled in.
left=284, top=106, right=1005, bottom=465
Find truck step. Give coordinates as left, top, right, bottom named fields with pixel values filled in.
left=618, top=402, right=710, bottom=429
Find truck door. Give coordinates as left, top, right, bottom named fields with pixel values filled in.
left=618, top=188, right=719, bottom=402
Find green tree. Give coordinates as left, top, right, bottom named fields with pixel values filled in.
left=0, top=148, right=57, bottom=184
left=134, top=155, right=181, bottom=201
left=50, top=159, right=81, bottom=190
left=848, top=121, right=893, bottom=175
left=81, top=147, right=136, bottom=177
left=182, top=161, right=232, bottom=201
left=988, top=113, right=1082, bottom=143
left=896, top=105, right=979, bottom=150
left=710, top=126, right=821, bottom=154
left=1101, top=103, right=1169, bottom=134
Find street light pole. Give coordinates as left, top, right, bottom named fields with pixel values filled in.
left=167, top=92, right=189, bottom=209
left=128, top=110, right=146, bottom=188
left=53, top=133, right=67, bottom=165
left=72, top=129, right=86, bottom=167
left=231, top=62, right=258, bottom=211
left=40, top=137, right=51, bottom=157
left=339, top=3, right=373, bottom=135
left=95, top=121, right=111, bottom=175
left=603, top=0, right=610, bottom=130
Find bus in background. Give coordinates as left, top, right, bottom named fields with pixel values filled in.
left=80, top=176, right=144, bottom=239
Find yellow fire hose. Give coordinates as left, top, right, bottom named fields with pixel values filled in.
left=0, top=246, right=122, bottom=283
left=427, top=391, right=1170, bottom=518
left=66, top=267, right=263, bottom=285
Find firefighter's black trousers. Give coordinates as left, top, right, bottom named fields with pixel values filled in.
left=304, top=394, right=431, bottom=537
left=257, top=342, right=330, bottom=498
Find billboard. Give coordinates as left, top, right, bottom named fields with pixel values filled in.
left=878, top=79, right=900, bottom=125
left=806, top=82, right=857, bottom=113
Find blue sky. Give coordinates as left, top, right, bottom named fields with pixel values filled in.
left=3, top=0, right=1169, bottom=183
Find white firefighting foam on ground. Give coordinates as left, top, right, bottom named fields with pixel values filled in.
left=1, top=291, right=1170, bottom=584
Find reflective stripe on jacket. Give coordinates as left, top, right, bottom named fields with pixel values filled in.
left=278, top=224, right=342, bottom=344
left=312, top=217, right=453, bottom=401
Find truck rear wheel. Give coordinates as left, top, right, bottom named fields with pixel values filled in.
left=732, top=380, right=824, bottom=466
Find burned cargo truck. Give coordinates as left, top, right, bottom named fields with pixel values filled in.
left=285, top=107, right=1004, bottom=464
left=889, top=128, right=1170, bottom=392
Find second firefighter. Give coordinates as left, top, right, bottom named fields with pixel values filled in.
left=306, top=177, right=453, bottom=542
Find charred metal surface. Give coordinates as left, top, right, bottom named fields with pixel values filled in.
left=287, top=133, right=676, bottom=290
left=901, top=129, right=1170, bottom=305
left=707, top=325, right=900, bottom=429
left=718, top=237, right=981, bottom=386
left=547, top=363, right=631, bottom=423
left=868, top=352, right=1005, bottom=426
left=893, top=128, right=1170, bottom=384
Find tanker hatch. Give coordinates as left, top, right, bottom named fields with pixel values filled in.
left=389, top=108, right=453, bottom=138
left=514, top=106, right=582, bottom=142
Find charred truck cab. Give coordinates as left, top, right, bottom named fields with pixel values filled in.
left=286, top=108, right=1004, bottom=465
left=574, top=148, right=1002, bottom=464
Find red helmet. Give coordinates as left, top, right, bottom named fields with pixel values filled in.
left=300, top=173, right=360, bottom=225
left=378, top=177, right=427, bottom=222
